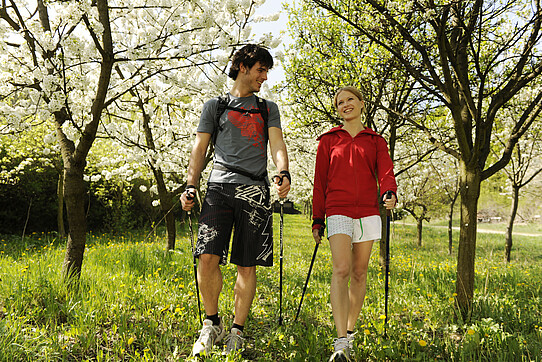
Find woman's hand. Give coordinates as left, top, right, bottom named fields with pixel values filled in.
left=312, top=227, right=323, bottom=244
left=383, top=192, right=397, bottom=210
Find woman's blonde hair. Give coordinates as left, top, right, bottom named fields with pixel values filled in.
left=333, top=86, right=365, bottom=111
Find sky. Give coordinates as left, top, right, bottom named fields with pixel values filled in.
left=250, top=0, right=295, bottom=87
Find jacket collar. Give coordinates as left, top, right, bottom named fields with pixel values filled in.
left=317, top=125, right=379, bottom=140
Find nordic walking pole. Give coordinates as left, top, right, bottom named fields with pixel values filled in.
left=273, top=174, right=286, bottom=326
left=294, top=229, right=322, bottom=321
left=186, top=189, right=202, bottom=325
left=279, top=197, right=284, bottom=325
left=383, top=190, right=393, bottom=337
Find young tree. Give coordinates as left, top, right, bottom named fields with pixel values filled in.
left=396, top=148, right=452, bottom=247
left=400, top=170, right=432, bottom=247
left=310, top=0, right=542, bottom=317
left=430, top=156, right=460, bottom=255
left=497, top=109, right=542, bottom=262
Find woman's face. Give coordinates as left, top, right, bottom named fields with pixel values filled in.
left=336, top=90, right=364, bottom=122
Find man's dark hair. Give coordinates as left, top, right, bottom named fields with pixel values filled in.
left=228, top=44, right=274, bottom=80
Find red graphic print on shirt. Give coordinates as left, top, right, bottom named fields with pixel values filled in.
left=228, top=108, right=265, bottom=150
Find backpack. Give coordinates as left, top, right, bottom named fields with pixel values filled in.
left=211, top=93, right=270, bottom=183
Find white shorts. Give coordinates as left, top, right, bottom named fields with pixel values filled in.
left=327, top=215, right=382, bottom=243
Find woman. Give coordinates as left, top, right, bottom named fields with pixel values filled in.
left=312, top=86, right=397, bottom=361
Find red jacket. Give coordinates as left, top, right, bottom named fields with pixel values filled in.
left=312, top=126, right=397, bottom=224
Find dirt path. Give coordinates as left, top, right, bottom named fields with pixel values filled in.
left=400, top=223, right=542, bottom=237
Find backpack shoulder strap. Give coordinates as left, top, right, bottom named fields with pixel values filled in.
left=212, top=93, right=230, bottom=144
left=255, top=96, right=268, bottom=123
left=255, top=96, right=269, bottom=142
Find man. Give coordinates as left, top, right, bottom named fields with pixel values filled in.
left=180, top=44, right=290, bottom=356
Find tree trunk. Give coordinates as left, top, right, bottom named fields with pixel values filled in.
left=416, top=217, right=423, bottom=247
left=455, top=161, right=481, bottom=320
left=57, top=173, right=66, bottom=238
left=58, top=0, right=113, bottom=280
left=61, top=164, right=87, bottom=278
left=505, top=185, right=519, bottom=263
left=139, top=94, right=177, bottom=250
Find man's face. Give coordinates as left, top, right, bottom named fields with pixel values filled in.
left=240, top=61, right=269, bottom=93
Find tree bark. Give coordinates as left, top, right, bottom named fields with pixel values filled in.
left=416, top=216, right=423, bottom=247
left=61, top=162, right=87, bottom=278
left=505, top=185, right=519, bottom=263
left=455, top=160, right=481, bottom=319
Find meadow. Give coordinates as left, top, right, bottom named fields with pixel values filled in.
left=0, top=214, right=541, bottom=361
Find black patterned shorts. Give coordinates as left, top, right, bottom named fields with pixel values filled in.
left=195, top=183, right=273, bottom=267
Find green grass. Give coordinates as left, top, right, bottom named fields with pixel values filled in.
left=1, top=215, right=541, bottom=361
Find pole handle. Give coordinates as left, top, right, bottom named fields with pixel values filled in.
left=382, top=190, right=393, bottom=217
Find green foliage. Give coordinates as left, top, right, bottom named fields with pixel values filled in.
left=0, top=129, right=61, bottom=234
left=0, top=215, right=541, bottom=361
left=85, top=177, right=153, bottom=233
left=0, top=131, right=160, bottom=234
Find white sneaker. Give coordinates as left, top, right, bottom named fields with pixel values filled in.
left=329, top=337, right=351, bottom=362
left=192, top=319, right=226, bottom=356
left=224, top=327, right=245, bottom=354
left=347, top=332, right=356, bottom=357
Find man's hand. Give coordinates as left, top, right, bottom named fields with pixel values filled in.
left=272, top=171, right=291, bottom=199
left=180, top=186, right=197, bottom=212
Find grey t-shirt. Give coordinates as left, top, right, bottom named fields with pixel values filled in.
left=197, top=93, right=281, bottom=185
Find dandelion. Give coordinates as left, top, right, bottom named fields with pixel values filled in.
left=467, top=329, right=475, bottom=335
left=419, top=340, right=427, bottom=347
left=364, top=329, right=371, bottom=335
left=379, top=314, right=386, bottom=320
